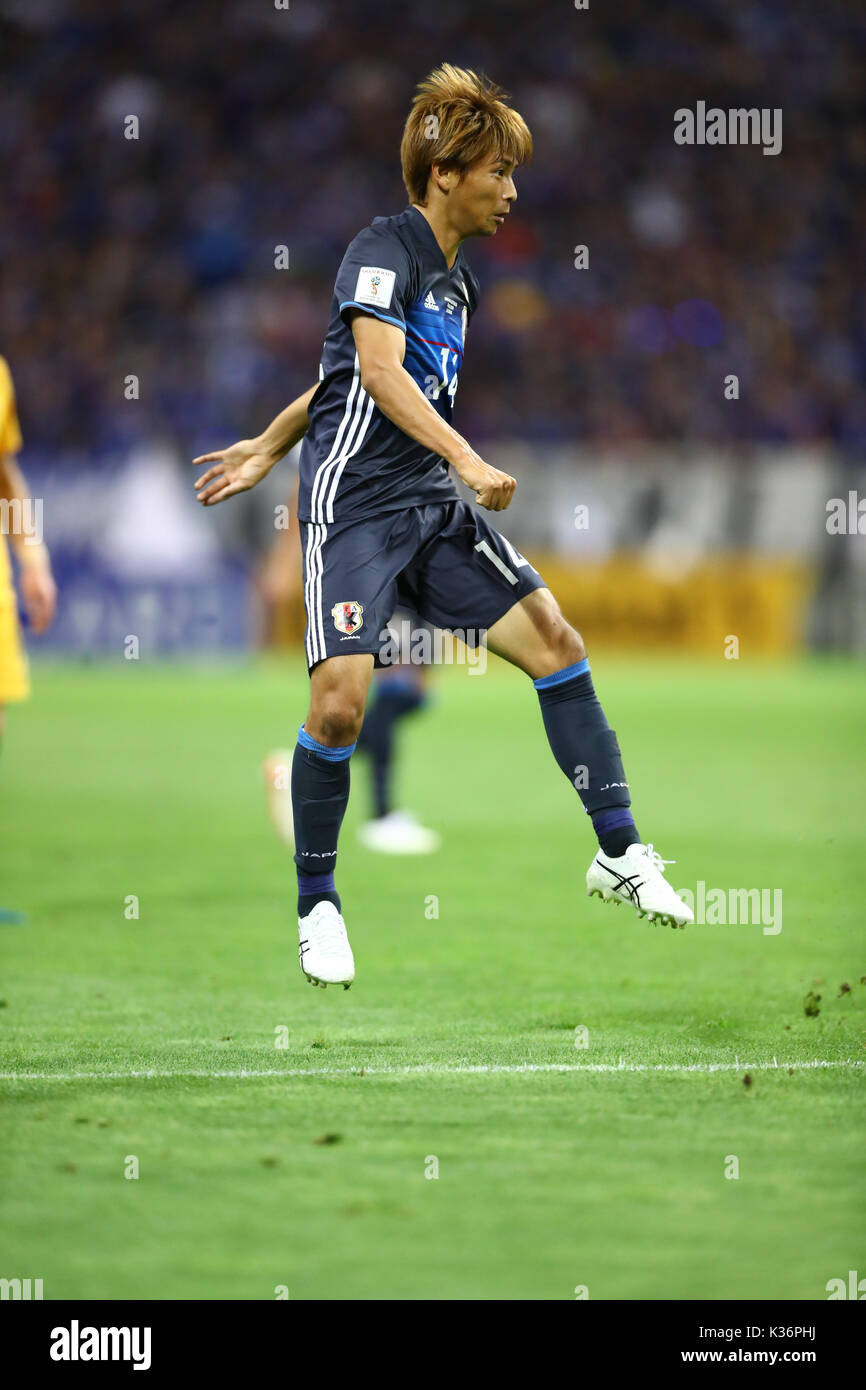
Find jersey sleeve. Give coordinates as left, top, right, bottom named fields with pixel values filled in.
left=335, top=225, right=415, bottom=334
left=0, top=357, right=23, bottom=456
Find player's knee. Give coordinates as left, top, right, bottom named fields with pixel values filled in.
left=559, top=624, right=586, bottom=666
left=537, top=613, right=586, bottom=672
left=310, top=694, right=366, bottom=747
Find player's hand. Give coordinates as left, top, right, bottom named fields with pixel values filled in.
left=193, top=439, right=277, bottom=505
left=19, top=556, right=57, bottom=634
left=451, top=447, right=516, bottom=512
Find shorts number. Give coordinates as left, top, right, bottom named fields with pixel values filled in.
left=474, top=538, right=530, bottom=586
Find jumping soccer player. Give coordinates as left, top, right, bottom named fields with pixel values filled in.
left=0, top=354, right=57, bottom=921
left=194, top=64, right=693, bottom=988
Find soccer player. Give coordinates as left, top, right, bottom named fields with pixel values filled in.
left=0, top=354, right=57, bottom=920
left=260, top=474, right=440, bottom=855
left=194, top=64, right=693, bottom=989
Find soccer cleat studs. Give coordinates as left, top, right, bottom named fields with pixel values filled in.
left=588, top=892, right=686, bottom=929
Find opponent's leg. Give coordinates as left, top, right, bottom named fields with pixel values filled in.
left=293, top=653, right=373, bottom=985
left=487, top=589, right=693, bottom=928
left=357, top=671, right=426, bottom=820
left=355, top=644, right=440, bottom=855
left=0, top=704, right=26, bottom=924
left=262, top=747, right=295, bottom=848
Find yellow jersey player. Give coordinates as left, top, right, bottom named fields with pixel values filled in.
left=0, top=354, right=57, bottom=920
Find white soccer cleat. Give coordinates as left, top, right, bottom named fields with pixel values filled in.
left=357, top=809, right=441, bottom=855
left=586, top=842, right=694, bottom=929
left=298, top=901, right=355, bottom=988
left=263, top=749, right=295, bottom=848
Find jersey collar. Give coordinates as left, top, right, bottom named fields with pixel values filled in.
left=405, top=205, right=462, bottom=274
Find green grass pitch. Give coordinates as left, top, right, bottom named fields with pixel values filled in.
left=1, top=654, right=864, bottom=1300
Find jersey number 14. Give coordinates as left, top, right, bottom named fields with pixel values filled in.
left=424, top=348, right=459, bottom=403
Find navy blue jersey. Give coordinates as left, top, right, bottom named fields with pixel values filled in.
left=297, top=206, right=480, bottom=525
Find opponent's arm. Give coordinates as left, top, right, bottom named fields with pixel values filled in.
left=259, top=477, right=302, bottom=610
left=0, top=457, right=57, bottom=634
left=350, top=312, right=515, bottom=512
left=194, top=384, right=318, bottom=506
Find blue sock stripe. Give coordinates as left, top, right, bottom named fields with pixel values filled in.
left=533, top=658, right=590, bottom=691
left=297, top=725, right=356, bottom=761
left=297, top=870, right=335, bottom=894
left=591, top=808, right=635, bottom=834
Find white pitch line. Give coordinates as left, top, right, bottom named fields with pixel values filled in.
left=0, top=1060, right=861, bottom=1081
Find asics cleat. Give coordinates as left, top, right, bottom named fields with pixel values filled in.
left=586, top=842, right=693, bottom=929
left=298, top=901, right=355, bottom=987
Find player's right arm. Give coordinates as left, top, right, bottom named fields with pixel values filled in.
left=349, top=312, right=515, bottom=512
left=193, top=383, right=318, bottom=506
left=0, top=357, right=57, bottom=634
left=0, top=457, right=57, bottom=634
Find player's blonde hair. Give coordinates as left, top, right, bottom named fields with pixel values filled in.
left=400, top=64, right=532, bottom=205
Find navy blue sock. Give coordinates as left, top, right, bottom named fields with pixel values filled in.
left=292, top=724, right=355, bottom=916
left=356, top=678, right=426, bottom=819
left=534, top=659, right=640, bottom=857
left=297, top=871, right=341, bottom=919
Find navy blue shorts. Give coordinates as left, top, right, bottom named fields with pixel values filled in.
left=300, top=499, right=546, bottom=671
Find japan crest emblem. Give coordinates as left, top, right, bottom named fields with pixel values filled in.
left=332, top=600, right=364, bottom=635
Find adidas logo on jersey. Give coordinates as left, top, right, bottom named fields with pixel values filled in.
left=423, top=290, right=438, bottom=310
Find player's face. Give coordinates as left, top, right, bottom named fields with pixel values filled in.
left=453, top=155, right=517, bottom=237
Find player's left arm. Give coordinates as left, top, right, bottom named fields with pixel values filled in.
left=0, top=457, right=57, bottom=634
left=194, top=383, right=318, bottom=506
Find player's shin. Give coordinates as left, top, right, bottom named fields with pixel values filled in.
left=292, top=725, right=355, bottom=915
left=534, top=659, right=640, bottom=856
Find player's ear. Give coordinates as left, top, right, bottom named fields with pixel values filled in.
left=430, top=161, right=455, bottom=193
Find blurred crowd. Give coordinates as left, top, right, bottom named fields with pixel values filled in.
left=2, top=0, right=865, bottom=462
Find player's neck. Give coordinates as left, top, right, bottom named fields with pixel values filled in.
left=410, top=203, right=461, bottom=270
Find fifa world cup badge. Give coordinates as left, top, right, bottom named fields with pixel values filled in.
left=332, top=600, right=364, bottom=635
